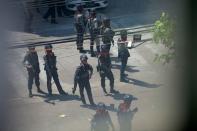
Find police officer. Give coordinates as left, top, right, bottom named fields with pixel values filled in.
left=101, top=18, right=115, bottom=53
left=23, top=0, right=34, bottom=32
left=23, top=46, right=42, bottom=97
left=43, top=44, right=68, bottom=95
left=117, top=30, right=130, bottom=81
left=117, top=95, right=138, bottom=131
left=91, top=102, right=115, bottom=131
left=97, top=45, right=117, bottom=94
left=43, top=0, right=58, bottom=24
left=74, top=5, right=86, bottom=53
left=73, top=54, right=95, bottom=105
left=88, top=10, right=101, bottom=57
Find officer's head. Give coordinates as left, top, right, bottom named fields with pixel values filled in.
left=90, top=10, right=96, bottom=18
left=99, top=45, right=109, bottom=58
left=123, top=94, right=133, bottom=105
left=80, top=54, right=88, bottom=64
left=28, top=45, right=35, bottom=52
left=101, top=45, right=108, bottom=53
left=97, top=102, right=106, bottom=112
left=45, top=44, right=53, bottom=54
left=120, top=30, right=127, bottom=41
left=77, top=5, right=83, bottom=13
left=103, top=18, right=110, bottom=27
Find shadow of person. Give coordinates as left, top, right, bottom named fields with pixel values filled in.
left=111, top=64, right=139, bottom=73
left=80, top=103, right=118, bottom=112
left=107, top=92, right=138, bottom=101
left=122, top=77, right=162, bottom=88
left=32, top=93, right=80, bottom=105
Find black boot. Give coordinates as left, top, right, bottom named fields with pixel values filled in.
left=110, top=88, right=118, bottom=94
left=102, top=87, right=108, bottom=94
left=37, top=86, right=42, bottom=93
left=91, top=51, right=96, bottom=57
left=28, top=89, right=33, bottom=98
left=79, top=49, right=86, bottom=53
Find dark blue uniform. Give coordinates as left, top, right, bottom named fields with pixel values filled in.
left=43, top=52, right=66, bottom=95
left=74, top=12, right=86, bottom=52
left=101, top=27, right=115, bottom=52
left=74, top=63, right=95, bottom=105
left=117, top=38, right=130, bottom=81
left=88, top=13, right=101, bottom=56
left=23, top=51, right=40, bottom=92
left=43, top=0, right=57, bottom=24
left=98, top=53, right=115, bottom=94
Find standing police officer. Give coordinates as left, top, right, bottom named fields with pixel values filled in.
left=117, top=30, right=130, bottom=81
left=97, top=46, right=117, bottom=94
left=101, top=18, right=115, bottom=53
left=73, top=54, right=95, bottom=105
left=117, top=95, right=138, bottom=131
left=74, top=5, right=86, bottom=53
left=43, top=44, right=68, bottom=95
left=91, top=102, right=115, bottom=131
left=23, top=46, right=42, bottom=97
left=88, top=10, right=101, bottom=57
left=43, top=0, right=58, bottom=24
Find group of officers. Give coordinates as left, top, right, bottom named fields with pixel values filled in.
left=23, top=6, right=136, bottom=131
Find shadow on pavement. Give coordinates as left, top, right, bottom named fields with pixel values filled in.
left=122, top=77, right=162, bottom=88
left=107, top=92, right=138, bottom=101
left=80, top=104, right=118, bottom=112
left=111, top=64, right=140, bottom=73
left=32, top=93, right=80, bottom=105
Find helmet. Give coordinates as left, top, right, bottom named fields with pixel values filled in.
left=45, top=44, right=53, bottom=50
left=103, top=18, right=110, bottom=27
left=124, top=95, right=133, bottom=103
left=100, top=45, right=108, bottom=53
left=97, top=102, right=106, bottom=110
left=120, top=30, right=127, bottom=37
left=77, top=5, right=83, bottom=12
left=28, top=45, right=35, bottom=50
left=90, top=10, right=96, bottom=17
left=80, top=54, right=88, bottom=61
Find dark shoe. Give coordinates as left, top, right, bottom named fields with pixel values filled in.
left=110, top=89, right=118, bottom=94
left=59, top=91, right=68, bottom=95
left=82, top=101, right=87, bottom=105
left=29, top=90, right=33, bottom=98
left=48, top=92, right=53, bottom=96
left=37, top=87, right=42, bottom=93
left=120, top=77, right=125, bottom=82
left=102, top=88, right=108, bottom=94
left=79, top=49, right=86, bottom=53
left=90, top=102, right=96, bottom=106
left=123, top=73, right=128, bottom=76
left=91, top=52, right=96, bottom=57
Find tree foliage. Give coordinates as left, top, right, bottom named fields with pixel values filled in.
left=153, top=12, right=175, bottom=64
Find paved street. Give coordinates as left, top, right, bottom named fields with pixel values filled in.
left=4, top=0, right=187, bottom=131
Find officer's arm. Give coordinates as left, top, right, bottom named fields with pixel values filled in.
left=22, top=53, right=28, bottom=66
left=89, top=64, right=93, bottom=78
left=73, top=67, right=80, bottom=94
left=36, top=53, right=40, bottom=72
